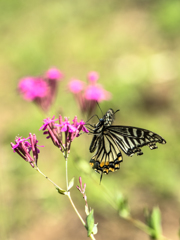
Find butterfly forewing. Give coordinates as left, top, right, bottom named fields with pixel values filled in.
left=88, top=108, right=166, bottom=178
left=107, top=126, right=166, bottom=156
left=89, top=135, right=100, bottom=153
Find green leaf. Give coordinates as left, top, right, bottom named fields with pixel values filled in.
left=68, top=177, right=74, bottom=191
left=151, top=207, right=162, bottom=239
left=144, top=207, right=162, bottom=239
left=56, top=187, right=66, bottom=195
left=117, top=193, right=130, bottom=218
left=86, top=209, right=97, bottom=237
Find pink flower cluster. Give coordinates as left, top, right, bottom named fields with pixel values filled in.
left=39, top=115, right=88, bottom=153
left=11, top=133, right=43, bottom=167
left=68, top=71, right=111, bottom=115
left=18, top=67, right=63, bottom=112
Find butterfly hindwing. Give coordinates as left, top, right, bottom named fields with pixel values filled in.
left=89, top=133, right=123, bottom=174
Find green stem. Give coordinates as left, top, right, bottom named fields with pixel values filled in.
left=64, top=150, right=68, bottom=190
left=67, top=192, right=96, bottom=240
left=64, top=152, right=96, bottom=239
left=126, top=216, right=172, bottom=240
left=35, top=162, right=96, bottom=239
left=125, top=216, right=152, bottom=235
left=36, top=167, right=63, bottom=190
left=67, top=192, right=86, bottom=226
left=100, top=182, right=171, bottom=240
left=101, top=182, right=118, bottom=210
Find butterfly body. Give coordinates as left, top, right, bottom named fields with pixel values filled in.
left=87, top=109, right=166, bottom=179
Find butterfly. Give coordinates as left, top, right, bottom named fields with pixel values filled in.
left=86, top=109, right=166, bottom=181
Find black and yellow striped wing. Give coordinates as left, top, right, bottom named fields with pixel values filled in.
left=88, top=108, right=166, bottom=179
left=89, top=133, right=123, bottom=175
left=105, top=125, right=166, bottom=156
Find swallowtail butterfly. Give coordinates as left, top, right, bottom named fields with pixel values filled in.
left=87, top=109, right=166, bottom=181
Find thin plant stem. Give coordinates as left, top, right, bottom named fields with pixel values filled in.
left=36, top=167, right=62, bottom=190
left=92, top=176, right=171, bottom=240
left=36, top=164, right=96, bottom=238
left=100, top=182, right=118, bottom=210
left=65, top=158, right=68, bottom=190
left=102, top=185, right=172, bottom=240
left=67, top=192, right=96, bottom=240
left=125, top=216, right=152, bottom=235
left=64, top=152, right=96, bottom=240
left=67, top=192, right=86, bottom=226
left=125, top=216, right=172, bottom=240
left=64, top=151, right=68, bottom=190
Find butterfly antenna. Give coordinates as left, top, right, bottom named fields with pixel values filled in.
left=114, top=109, right=120, bottom=114
left=96, top=101, right=104, bottom=116
left=86, top=114, right=100, bottom=123
left=86, top=101, right=102, bottom=124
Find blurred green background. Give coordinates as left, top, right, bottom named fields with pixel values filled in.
left=1, top=0, right=180, bottom=239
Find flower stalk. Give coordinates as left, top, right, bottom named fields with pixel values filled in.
left=11, top=114, right=96, bottom=239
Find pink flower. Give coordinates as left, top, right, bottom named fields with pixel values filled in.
left=39, top=116, right=58, bottom=131
left=87, top=71, right=99, bottom=83
left=33, top=78, right=48, bottom=98
left=18, top=77, right=47, bottom=101
left=40, top=115, right=88, bottom=153
left=85, top=84, right=111, bottom=102
left=61, top=117, right=77, bottom=133
left=68, top=79, right=85, bottom=93
left=68, top=71, right=112, bottom=116
left=18, top=67, right=63, bottom=112
left=11, top=134, right=43, bottom=167
left=12, top=137, right=30, bottom=152
left=46, top=67, right=63, bottom=80
left=76, top=120, right=89, bottom=134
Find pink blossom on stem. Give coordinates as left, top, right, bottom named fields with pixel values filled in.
left=68, top=71, right=112, bottom=116
left=87, top=71, right=99, bottom=83
left=18, top=67, right=63, bottom=112
left=76, top=120, right=89, bottom=134
left=85, top=84, right=111, bottom=102
left=68, top=79, right=85, bottom=93
left=39, top=116, right=58, bottom=131
left=40, top=115, right=88, bottom=153
left=11, top=134, right=43, bottom=167
left=61, top=117, right=77, bottom=133
left=39, top=116, right=61, bottom=149
left=18, top=77, right=47, bottom=101
left=46, top=67, right=63, bottom=80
